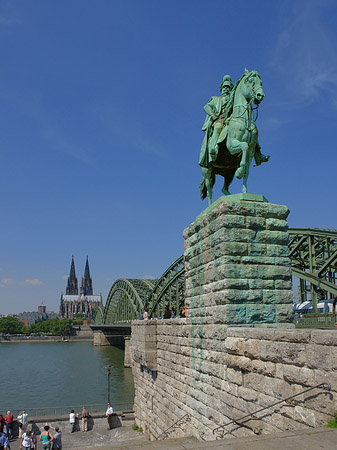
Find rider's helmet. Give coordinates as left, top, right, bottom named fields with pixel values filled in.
left=219, top=75, right=233, bottom=92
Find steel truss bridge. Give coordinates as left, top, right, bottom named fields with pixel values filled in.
left=92, top=228, right=337, bottom=326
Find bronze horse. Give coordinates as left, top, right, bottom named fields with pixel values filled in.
left=200, top=70, right=268, bottom=205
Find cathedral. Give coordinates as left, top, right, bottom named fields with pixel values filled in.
left=59, top=256, right=102, bottom=320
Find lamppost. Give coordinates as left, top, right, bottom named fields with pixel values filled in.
left=105, top=365, right=111, bottom=404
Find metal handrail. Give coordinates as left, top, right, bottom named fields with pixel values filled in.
left=212, top=382, right=331, bottom=438
left=157, top=413, right=190, bottom=440
left=0, top=401, right=134, bottom=420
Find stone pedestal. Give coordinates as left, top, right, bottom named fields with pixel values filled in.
left=183, top=196, right=293, bottom=326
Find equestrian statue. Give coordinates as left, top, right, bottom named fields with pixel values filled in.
left=199, top=69, right=270, bottom=205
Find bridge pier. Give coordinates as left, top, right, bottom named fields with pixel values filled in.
left=93, top=330, right=110, bottom=346
left=124, top=337, right=131, bottom=367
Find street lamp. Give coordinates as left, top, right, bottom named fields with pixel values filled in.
left=105, top=365, right=111, bottom=404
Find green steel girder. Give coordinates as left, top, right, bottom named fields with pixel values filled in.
left=147, top=255, right=185, bottom=318
left=288, top=228, right=337, bottom=311
left=102, top=278, right=157, bottom=324
left=92, top=305, right=104, bottom=325
left=92, top=228, right=337, bottom=326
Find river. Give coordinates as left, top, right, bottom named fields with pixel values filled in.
left=1, top=341, right=134, bottom=413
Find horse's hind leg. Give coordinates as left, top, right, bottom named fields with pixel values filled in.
left=222, top=170, right=235, bottom=196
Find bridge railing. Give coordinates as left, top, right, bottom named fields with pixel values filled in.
left=294, top=313, right=337, bottom=328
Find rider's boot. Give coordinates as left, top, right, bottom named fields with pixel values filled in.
left=254, top=149, right=270, bottom=166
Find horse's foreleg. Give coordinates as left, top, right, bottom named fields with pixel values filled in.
left=242, top=153, right=254, bottom=194
left=227, top=139, right=248, bottom=179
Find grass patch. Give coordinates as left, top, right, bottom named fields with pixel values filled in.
left=132, top=424, right=143, bottom=432
left=326, top=412, right=337, bottom=428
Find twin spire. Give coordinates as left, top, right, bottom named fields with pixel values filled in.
left=66, top=255, right=93, bottom=296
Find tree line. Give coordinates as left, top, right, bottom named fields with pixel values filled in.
left=0, top=316, right=73, bottom=335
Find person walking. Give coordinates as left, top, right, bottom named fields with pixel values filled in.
left=81, top=408, right=89, bottom=432
left=30, top=430, right=37, bottom=450
left=20, top=429, right=34, bottom=450
left=51, top=427, right=62, bottom=450
left=0, top=431, right=10, bottom=450
left=17, top=411, right=29, bottom=438
left=4, top=412, right=13, bottom=440
left=39, top=425, right=53, bottom=450
left=69, top=410, right=76, bottom=433
left=105, top=403, right=114, bottom=430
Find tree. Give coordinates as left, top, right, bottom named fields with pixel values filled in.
left=0, top=316, right=24, bottom=334
left=28, top=318, right=73, bottom=336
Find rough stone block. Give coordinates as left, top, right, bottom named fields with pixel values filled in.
left=246, top=304, right=276, bottom=323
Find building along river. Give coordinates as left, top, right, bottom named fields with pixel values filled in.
left=1, top=341, right=134, bottom=414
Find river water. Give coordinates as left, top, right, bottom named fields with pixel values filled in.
left=1, top=342, right=134, bottom=412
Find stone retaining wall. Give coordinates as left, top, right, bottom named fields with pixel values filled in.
left=131, top=321, right=337, bottom=441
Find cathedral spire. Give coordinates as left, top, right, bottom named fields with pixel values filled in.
left=80, top=256, right=93, bottom=296
left=66, top=255, right=78, bottom=295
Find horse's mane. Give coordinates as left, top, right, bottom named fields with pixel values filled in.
left=224, top=70, right=260, bottom=119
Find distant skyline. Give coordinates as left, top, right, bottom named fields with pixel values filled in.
left=1, top=0, right=337, bottom=314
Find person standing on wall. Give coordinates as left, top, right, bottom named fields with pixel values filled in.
left=17, top=411, right=29, bottom=438
left=81, top=408, right=89, bottom=432
left=106, top=404, right=114, bottom=430
left=4, top=412, right=13, bottom=440
left=69, top=410, right=76, bottom=433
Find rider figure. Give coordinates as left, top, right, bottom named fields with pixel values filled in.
left=199, top=75, right=233, bottom=168
left=199, top=74, right=269, bottom=169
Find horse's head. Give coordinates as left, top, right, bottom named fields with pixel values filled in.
left=243, top=70, right=264, bottom=105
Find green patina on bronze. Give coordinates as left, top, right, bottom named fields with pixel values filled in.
left=199, top=69, right=270, bottom=205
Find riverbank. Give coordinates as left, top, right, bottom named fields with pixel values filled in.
left=0, top=334, right=93, bottom=342
left=5, top=412, right=148, bottom=450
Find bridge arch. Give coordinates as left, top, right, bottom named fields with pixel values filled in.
left=103, top=278, right=157, bottom=323
left=92, top=228, right=337, bottom=325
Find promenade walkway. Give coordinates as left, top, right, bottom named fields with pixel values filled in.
left=7, top=417, right=337, bottom=449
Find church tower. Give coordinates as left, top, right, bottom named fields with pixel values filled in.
left=80, top=256, right=93, bottom=296
left=66, top=255, right=78, bottom=295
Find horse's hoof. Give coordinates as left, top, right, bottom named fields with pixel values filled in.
left=235, top=167, right=244, bottom=179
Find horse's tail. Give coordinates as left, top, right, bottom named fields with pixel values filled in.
left=200, top=176, right=207, bottom=200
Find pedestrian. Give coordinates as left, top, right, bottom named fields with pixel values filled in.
left=4, top=412, right=13, bottom=440
left=0, top=431, right=9, bottom=450
left=51, top=427, right=62, bottom=450
left=143, top=308, right=149, bottom=320
left=69, top=410, right=76, bottom=433
left=20, top=429, right=34, bottom=450
left=39, top=425, right=53, bottom=450
left=81, top=407, right=89, bottom=432
left=181, top=305, right=186, bottom=317
left=105, top=403, right=114, bottom=430
left=17, top=411, right=29, bottom=438
left=30, top=430, right=37, bottom=450
left=0, top=415, right=5, bottom=434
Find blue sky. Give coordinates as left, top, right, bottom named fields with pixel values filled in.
left=1, top=0, right=337, bottom=314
